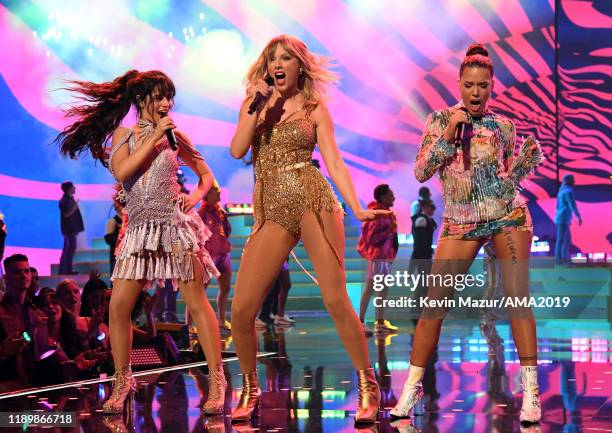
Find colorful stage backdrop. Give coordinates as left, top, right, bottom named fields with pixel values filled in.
left=0, top=0, right=610, bottom=273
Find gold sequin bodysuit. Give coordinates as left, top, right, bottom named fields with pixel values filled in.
left=252, top=116, right=342, bottom=244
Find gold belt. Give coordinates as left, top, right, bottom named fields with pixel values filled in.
left=257, top=161, right=311, bottom=177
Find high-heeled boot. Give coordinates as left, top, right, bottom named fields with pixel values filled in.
left=102, top=415, right=129, bottom=433
left=520, top=366, right=541, bottom=423
left=390, top=363, right=426, bottom=418
left=102, top=365, right=136, bottom=413
left=390, top=380, right=424, bottom=418
left=202, top=364, right=228, bottom=415
left=355, top=368, right=381, bottom=424
left=203, top=415, right=225, bottom=433
left=231, top=371, right=261, bottom=422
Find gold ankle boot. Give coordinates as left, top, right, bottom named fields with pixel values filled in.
left=231, top=371, right=261, bottom=422
left=202, top=364, right=228, bottom=415
left=102, top=415, right=129, bottom=433
left=102, top=365, right=136, bottom=414
left=355, top=367, right=380, bottom=424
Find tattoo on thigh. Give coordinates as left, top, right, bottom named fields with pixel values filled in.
left=503, top=232, right=519, bottom=264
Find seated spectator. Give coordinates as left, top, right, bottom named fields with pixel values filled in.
left=55, top=279, right=108, bottom=358
left=34, top=288, right=97, bottom=374
left=0, top=254, right=48, bottom=391
left=81, top=273, right=109, bottom=318
left=25, top=267, right=40, bottom=302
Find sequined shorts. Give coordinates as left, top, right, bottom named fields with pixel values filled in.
left=439, top=206, right=532, bottom=241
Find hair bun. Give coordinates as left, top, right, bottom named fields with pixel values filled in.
left=466, top=43, right=488, bottom=57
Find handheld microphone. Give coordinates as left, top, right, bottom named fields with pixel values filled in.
left=455, top=123, right=464, bottom=148
left=160, top=113, right=177, bottom=151
left=455, top=107, right=468, bottom=148
left=248, top=76, right=275, bottom=115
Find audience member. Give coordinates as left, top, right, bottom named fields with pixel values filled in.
left=0, top=254, right=48, bottom=391
left=58, top=181, right=84, bottom=275
left=357, top=184, right=399, bottom=335
left=197, top=184, right=233, bottom=331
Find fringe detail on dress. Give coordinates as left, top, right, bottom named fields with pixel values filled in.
left=112, top=201, right=220, bottom=285
left=249, top=165, right=344, bottom=271
left=302, top=169, right=344, bottom=267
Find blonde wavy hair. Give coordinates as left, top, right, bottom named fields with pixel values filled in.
left=244, top=34, right=338, bottom=113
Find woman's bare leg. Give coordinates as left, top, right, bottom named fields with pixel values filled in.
left=410, top=239, right=482, bottom=367
left=108, top=278, right=146, bottom=369
left=492, top=229, right=537, bottom=366
left=177, top=259, right=223, bottom=369
left=231, top=222, right=297, bottom=373
left=300, top=211, right=370, bottom=370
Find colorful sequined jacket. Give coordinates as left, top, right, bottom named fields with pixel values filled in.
left=357, top=201, right=398, bottom=261
left=414, top=103, right=543, bottom=224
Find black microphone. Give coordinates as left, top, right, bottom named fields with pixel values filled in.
left=248, top=76, right=274, bottom=115
left=454, top=107, right=468, bottom=148
left=160, top=113, right=177, bottom=151
left=455, top=123, right=464, bottom=148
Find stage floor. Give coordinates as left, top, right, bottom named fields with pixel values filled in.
left=1, top=316, right=610, bottom=432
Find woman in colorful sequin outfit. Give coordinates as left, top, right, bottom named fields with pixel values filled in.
left=56, top=70, right=227, bottom=415
left=229, top=35, right=386, bottom=424
left=391, top=45, right=543, bottom=424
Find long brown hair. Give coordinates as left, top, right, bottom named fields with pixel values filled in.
left=55, top=70, right=175, bottom=166
left=244, top=35, right=338, bottom=113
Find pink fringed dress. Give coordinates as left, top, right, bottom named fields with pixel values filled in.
left=108, top=119, right=219, bottom=284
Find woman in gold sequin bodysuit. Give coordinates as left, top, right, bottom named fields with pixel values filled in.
left=56, top=70, right=227, bottom=415
left=229, top=35, right=386, bottom=425
left=391, top=45, right=543, bottom=424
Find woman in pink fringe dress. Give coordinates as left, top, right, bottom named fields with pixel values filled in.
left=56, top=70, right=227, bottom=415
